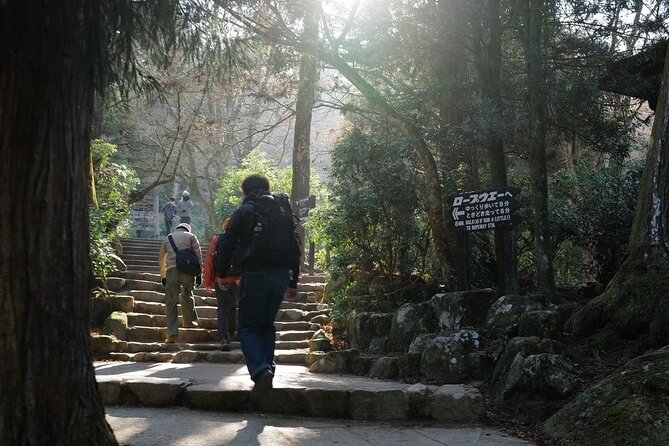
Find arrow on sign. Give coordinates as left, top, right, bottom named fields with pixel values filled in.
left=452, top=207, right=465, bottom=220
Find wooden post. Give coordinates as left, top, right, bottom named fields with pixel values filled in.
left=456, top=232, right=470, bottom=290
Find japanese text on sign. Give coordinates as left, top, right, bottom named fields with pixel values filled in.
left=450, top=187, right=520, bottom=232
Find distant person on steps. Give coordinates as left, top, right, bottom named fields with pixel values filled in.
left=159, top=222, right=202, bottom=343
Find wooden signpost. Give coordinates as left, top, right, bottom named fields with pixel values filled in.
left=450, top=187, right=521, bottom=293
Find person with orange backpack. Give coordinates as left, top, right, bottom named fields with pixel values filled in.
left=203, top=218, right=240, bottom=351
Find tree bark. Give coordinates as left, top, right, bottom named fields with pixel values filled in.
left=0, top=2, right=117, bottom=445
left=629, top=43, right=669, bottom=255
left=523, top=0, right=555, bottom=292
left=291, top=0, right=320, bottom=258
left=473, top=0, right=518, bottom=293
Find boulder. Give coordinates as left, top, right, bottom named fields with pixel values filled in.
left=518, top=304, right=578, bottom=340
left=348, top=312, right=393, bottom=351
left=544, top=347, right=669, bottom=446
left=309, top=349, right=360, bottom=374
left=397, top=352, right=421, bottom=382
left=414, top=330, right=483, bottom=384
left=91, top=334, right=118, bottom=354
left=485, top=294, right=544, bottom=338
left=497, top=353, right=575, bottom=400
left=103, top=311, right=128, bottom=341
left=388, top=302, right=435, bottom=352
left=406, top=383, right=433, bottom=418
left=367, top=337, right=388, bottom=355
left=368, top=356, right=399, bottom=379
left=429, top=289, right=498, bottom=330
left=308, top=329, right=331, bottom=352
left=490, top=336, right=562, bottom=397
left=105, top=277, right=125, bottom=292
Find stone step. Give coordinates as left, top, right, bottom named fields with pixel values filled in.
left=119, top=341, right=241, bottom=353
left=131, top=299, right=323, bottom=323
left=107, top=348, right=308, bottom=365
left=127, top=326, right=218, bottom=343
left=276, top=330, right=316, bottom=342
left=126, top=313, right=319, bottom=332
left=128, top=290, right=216, bottom=306
left=95, top=362, right=486, bottom=422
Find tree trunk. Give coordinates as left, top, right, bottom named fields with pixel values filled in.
left=0, top=2, right=117, bottom=445
left=523, top=0, right=555, bottom=292
left=629, top=43, right=669, bottom=255
left=291, top=0, right=320, bottom=256
left=566, top=44, right=669, bottom=346
left=474, top=0, right=518, bottom=293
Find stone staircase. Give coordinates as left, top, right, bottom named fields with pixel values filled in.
left=97, top=237, right=329, bottom=366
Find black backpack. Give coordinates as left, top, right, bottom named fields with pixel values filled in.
left=168, top=234, right=202, bottom=276
left=249, top=193, right=300, bottom=264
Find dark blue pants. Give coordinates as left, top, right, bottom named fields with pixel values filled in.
left=238, top=268, right=289, bottom=381
left=215, top=283, right=238, bottom=342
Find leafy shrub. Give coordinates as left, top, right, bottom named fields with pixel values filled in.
left=319, top=125, right=435, bottom=300
left=89, top=139, right=139, bottom=293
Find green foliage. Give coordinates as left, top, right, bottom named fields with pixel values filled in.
left=320, top=125, right=434, bottom=289
left=213, top=149, right=292, bottom=225
left=89, top=139, right=139, bottom=291
left=514, top=161, right=642, bottom=287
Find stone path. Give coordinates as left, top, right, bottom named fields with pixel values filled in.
left=107, top=406, right=536, bottom=446
left=95, top=362, right=485, bottom=422
left=96, top=238, right=328, bottom=366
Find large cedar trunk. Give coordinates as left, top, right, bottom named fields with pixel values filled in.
left=523, top=0, right=555, bottom=292
left=291, top=0, right=319, bottom=231
left=474, top=0, right=518, bottom=293
left=567, top=44, right=669, bottom=345
left=0, top=2, right=117, bottom=445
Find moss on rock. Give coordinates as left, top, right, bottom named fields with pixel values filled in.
left=566, top=248, right=669, bottom=347
left=544, top=346, right=669, bottom=445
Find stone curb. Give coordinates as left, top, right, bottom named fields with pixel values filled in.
left=99, top=375, right=485, bottom=422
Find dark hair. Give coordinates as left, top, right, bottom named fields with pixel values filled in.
left=241, top=174, right=270, bottom=195
left=169, top=197, right=176, bottom=201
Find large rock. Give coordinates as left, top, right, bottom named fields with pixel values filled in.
left=125, top=377, right=190, bottom=406
left=409, top=330, right=483, bottom=384
left=498, top=353, right=575, bottom=400
left=110, top=295, right=134, bottom=313
left=429, top=289, right=499, bottom=330
left=368, top=356, right=399, bottom=379
left=91, top=334, right=118, bottom=354
left=309, top=329, right=331, bottom=352
left=349, top=389, right=408, bottom=420
left=427, top=385, right=485, bottom=422
left=388, top=302, right=435, bottom=352
left=348, top=312, right=393, bottom=351
left=517, top=308, right=574, bottom=340
left=490, top=336, right=562, bottom=398
left=544, top=347, right=669, bottom=446
left=105, top=277, right=125, bottom=292
left=103, top=311, right=128, bottom=341
left=398, top=352, right=421, bottom=382
left=485, top=294, right=549, bottom=338
left=309, top=349, right=360, bottom=374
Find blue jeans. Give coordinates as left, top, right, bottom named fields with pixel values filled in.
left=215, top=283, right=238, bottom=342
left=238, top=268, right=289, bottom=381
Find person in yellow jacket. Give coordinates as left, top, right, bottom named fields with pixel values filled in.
left=158, top=223, right=203, bottom=343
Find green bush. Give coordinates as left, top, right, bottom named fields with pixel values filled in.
left=319, top=125, right=435, bottom=297
left=89, top=139, right=139, bottom=293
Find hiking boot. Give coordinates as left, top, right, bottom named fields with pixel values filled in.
left=183, top=321, right=199, bottom=328
left=164, top=335, right=178, bottom=344
left=220, top=340, right=231, bottom=352
left=252, top=370, right=274, bottom=393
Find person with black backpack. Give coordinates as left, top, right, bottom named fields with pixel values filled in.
left=159, top=222, right=203, bottom=344
left=216, top=174, right=301, bottom=393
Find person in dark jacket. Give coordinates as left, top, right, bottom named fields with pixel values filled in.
left=216, top=174, right=300, bottom=393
